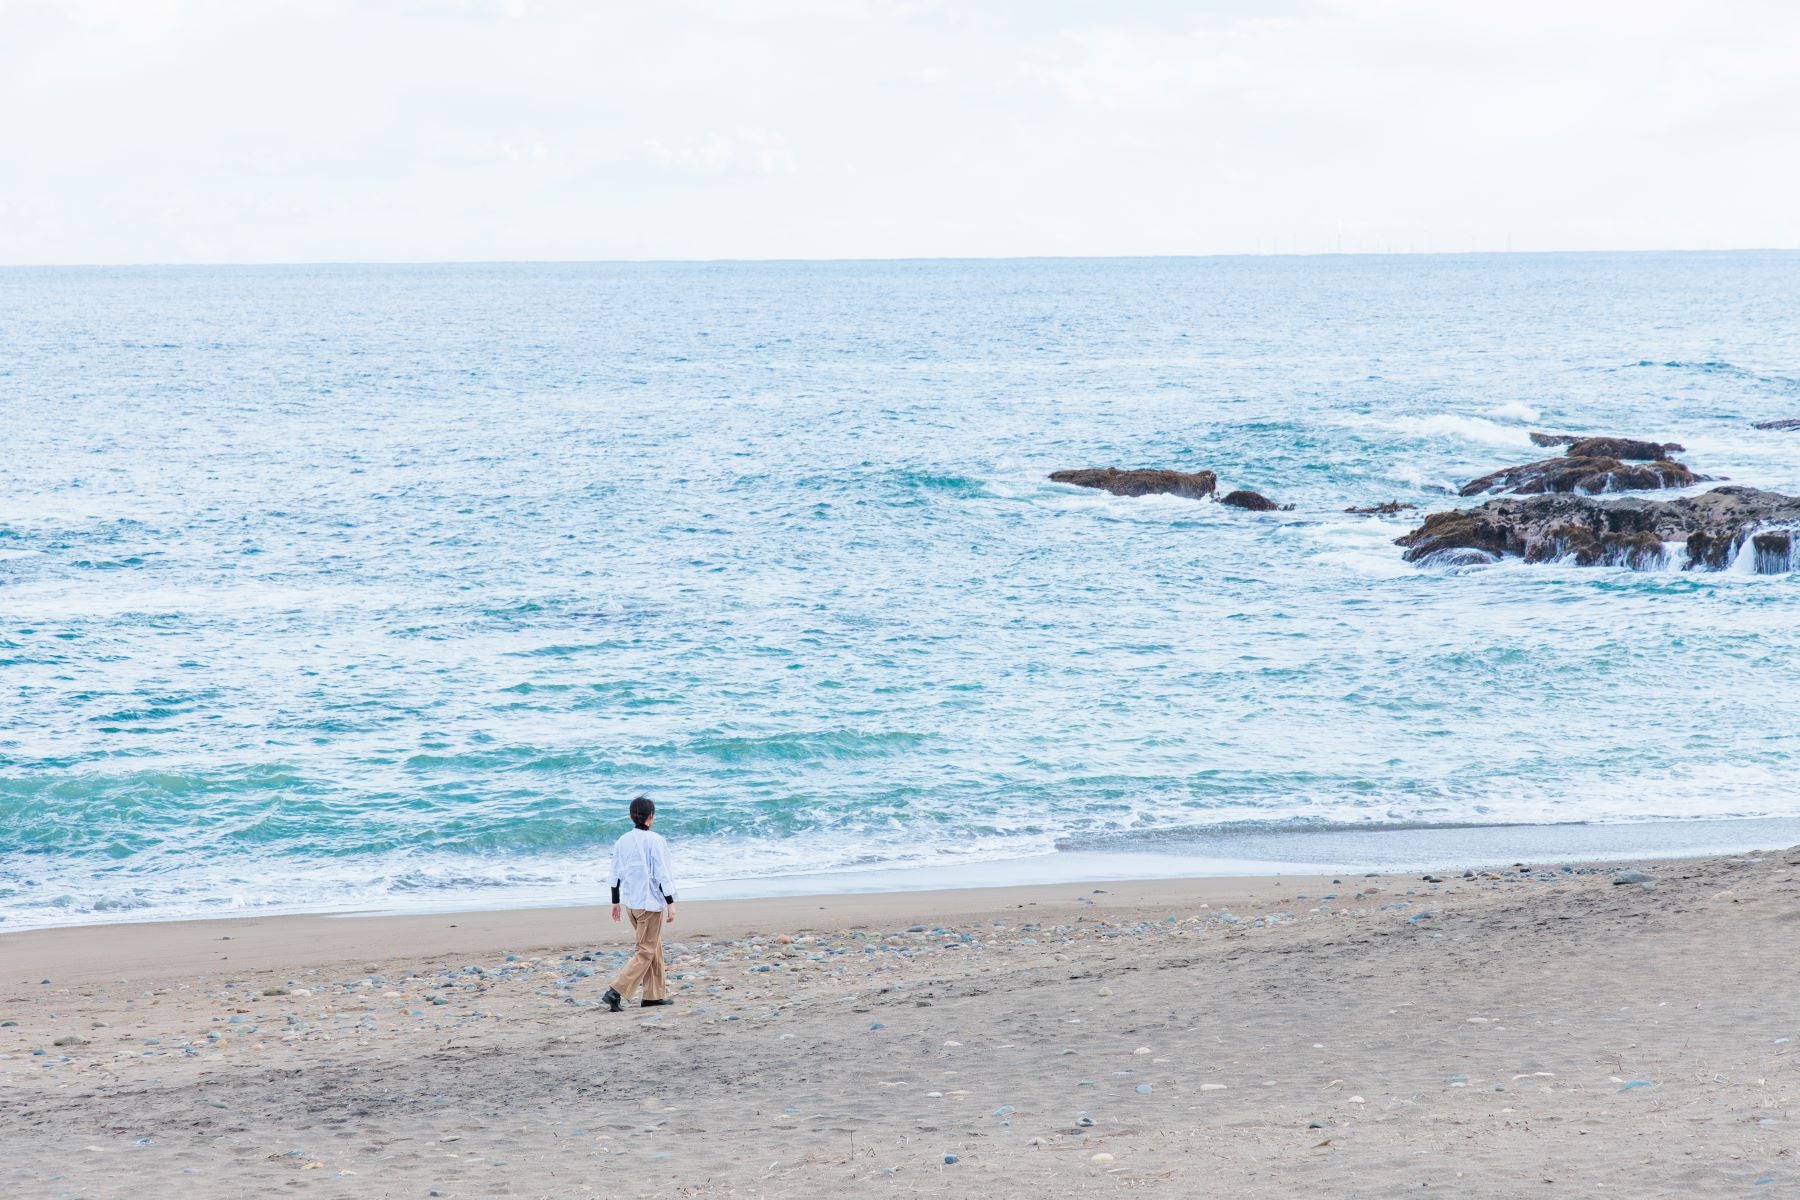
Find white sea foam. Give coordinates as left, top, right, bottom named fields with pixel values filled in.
left=1486, top=402, right=1540, bottom=422
left=1394, top=414, right=1535, bottom=447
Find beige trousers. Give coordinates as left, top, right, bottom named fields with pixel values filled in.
left=609, top=906, right=667, bottom=1002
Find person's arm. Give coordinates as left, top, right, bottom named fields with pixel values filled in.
left=609, top=837, right=623, bottom=922
left=654, top=835, right=677, bottom=923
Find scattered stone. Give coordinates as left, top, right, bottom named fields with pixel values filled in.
left=1091, top=1153, right=1114, bottom=1164
left=943, top=1154, right=959, bottom=1165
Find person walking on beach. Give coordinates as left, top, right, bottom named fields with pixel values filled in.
left=600, top=796, right=678, bottom=1012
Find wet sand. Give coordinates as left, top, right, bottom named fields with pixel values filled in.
left=4, top=850, right=1798, bottom=1197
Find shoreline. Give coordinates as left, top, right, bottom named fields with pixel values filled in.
left=12, top=811, right=1800, bottom=938
left=6, top=845, right=1797, bottom=1196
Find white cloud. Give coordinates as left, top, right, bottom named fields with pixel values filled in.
left=645, top=129, right=796, bottom=176
left=1, top=0, right=1797, bottom=261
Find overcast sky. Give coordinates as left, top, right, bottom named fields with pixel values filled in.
left=4, top=0, right=1799, bottom=264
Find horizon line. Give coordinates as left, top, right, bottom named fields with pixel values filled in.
left=3, top=245, right=1798, bottom=271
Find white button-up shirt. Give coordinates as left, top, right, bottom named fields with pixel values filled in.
left=610, top=828, right=677, bottom=912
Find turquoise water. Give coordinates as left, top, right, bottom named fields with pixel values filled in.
left=3, top=253, right=1799, bottom=928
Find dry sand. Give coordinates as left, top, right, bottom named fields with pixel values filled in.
left=3, top=850, right=1798, bottom=1197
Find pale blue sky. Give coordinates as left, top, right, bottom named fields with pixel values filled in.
left=4, top=0, right=1798, bottom=264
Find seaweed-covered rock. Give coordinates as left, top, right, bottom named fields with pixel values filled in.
left=1459, top=454, right=1707, bottom=497
left=1345, top=500, right=1419, bottom=515
left=1397, top=486, right=1800, bottom=571
left=1049, top=468, right=1217, bottom=500
left=1219, top=489, right=1286, bottom=511
left=1753, top=417, right=1800, bottom=432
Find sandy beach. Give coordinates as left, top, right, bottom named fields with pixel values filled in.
left=2, top=849, right=1796, bottom=1198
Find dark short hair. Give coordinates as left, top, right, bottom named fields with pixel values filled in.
left=629, top=795, right=655, bottom=829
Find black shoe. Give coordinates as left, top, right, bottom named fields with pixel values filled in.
left=601, top=988, right=623, bottom=1012
left=640, top=998, right=673, bottom=1008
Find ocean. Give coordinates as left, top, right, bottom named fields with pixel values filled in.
left=3, top=253, right=1799, bottom=929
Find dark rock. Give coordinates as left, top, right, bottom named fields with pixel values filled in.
left=1219, top=489, right=1288, bottom=511
left=1050, top=467, right=1216, bottom=500
left=1397, top=486, right=1800, bottom=572
left=1753, top=531, right=1795, bottom=574
left=1345, top=500, right=1419, bottom=515
left=1460, top=454, right=1707, bottom=497
left=1528, top=433, right=1684, bottom=457
left=1753, top=417, right=1800, bottom=431
left=1565, top=437, right=1684, bottom=460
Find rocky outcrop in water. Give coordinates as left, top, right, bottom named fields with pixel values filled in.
left=1526, top=433, right=1684, bottom=458
left=1049, top=467, right=1217, bottom=500
left=1753, top=417, right=1800, bottom=431
left=1396, top=486, right=1800, bottom=572
left=1219, top=489, right=1288, bottom=511
left=1346, top=500, right=1419, bottom=515
left=1459, top=449, right=1708, bottom=497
